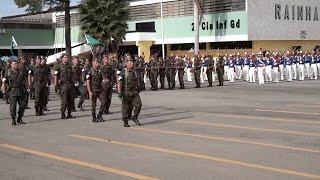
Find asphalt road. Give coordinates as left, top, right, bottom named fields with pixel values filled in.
left=0, top=79, right=319, bottom=180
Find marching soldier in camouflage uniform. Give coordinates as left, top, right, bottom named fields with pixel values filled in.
left=41, top=57, right=51, bottom=111
left=149, top=57, right=159, bottom=91
left=78, top=59, right=91, bottom=111
left=29, top=59, right=35, bottom=100
left=86, top=58, right=106, bottom=123
left=135, top=56, right=146, bottom=90
left=158, top=57, right=166, bottom=89
left=1, top=59, right=28, bottom=125
left=101, top=55, right=114, bottom=115
left=165, top=57, right=173, bottom=90
left=193, top=56, right=201, bottom=88
left=117, top=57, right=142, bottom=127
left=206, top=56, right=215, bottom=87
left=54, top=54, right=76, bottom=119
left=18, top=57, right=31, bottom=109
left=177, top=57, right=185, bottom=89
left=71, top=56, right=83, bottom=112
left=217, top=56, right=225, bottom=86
left=29, top=56, right=48, bottom=116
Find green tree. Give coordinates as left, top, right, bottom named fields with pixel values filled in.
left=80, top=0, right=129, bottom=56
left=14, top=0, right=72, bottom=59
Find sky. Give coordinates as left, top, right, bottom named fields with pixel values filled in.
left=0, top=0, right=80, bottom=17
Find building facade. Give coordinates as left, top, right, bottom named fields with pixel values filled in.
left=0, top=0, right=319, bottom=62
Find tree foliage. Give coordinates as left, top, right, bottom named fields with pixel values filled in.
left=80, top=0, right=129, bottom=53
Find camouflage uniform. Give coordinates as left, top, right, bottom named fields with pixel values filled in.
left=158, top=58, right=166, bottom=89
left=165, top=58, right=175, bottom=90
left=119, top=67, right=142, bottom=127
left=217, top=58, right=225, bottom=86
left=177, top=58, right=185, bottom=89
left=55, top=63, right=75, bottom=119
left=206, top=58, right=215, bottom=87
left=194, top=57, right=201, bottom=88
left=43, top=64, right=51, bottom=109
left=71, top=63, right=83, bottom=111
left=101, top=63, right=114, bottom=115
left=77, top=64, right=91, bottom=110
left=3, top=68, right=27, bottom=125
left=29, top=64, right=47, bottom=116
left=87, top=68, right=106, bottom=122
left=135, top=58, right=146, bottom=90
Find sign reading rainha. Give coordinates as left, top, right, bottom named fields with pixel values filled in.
left=275, top=4, right=319, bottom=21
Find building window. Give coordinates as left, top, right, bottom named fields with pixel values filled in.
left=210, top=41, right=252, bottom=49
left=136, top=22, right=155, bottom=32
left=171, top=43, right=206, bottom=51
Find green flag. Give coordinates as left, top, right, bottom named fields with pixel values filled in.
left=10, top=36, right=18, bottom=55
left=85, top=34, right=104, bottom=46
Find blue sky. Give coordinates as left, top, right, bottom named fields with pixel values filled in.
left=0, top=0, right=80, bottom=17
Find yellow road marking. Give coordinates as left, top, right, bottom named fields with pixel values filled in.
left=287, top=105, right=320, bottom=108
left=215, top=114, right=320, bottom=125
left=0, top=143, right=159, bottom=180
left=255, top=109, right=319, bottom=115
left=177, top=120, right=320, bottom=137
left=70, top=134, right=320, bottom=179
left=130, top=127, right=320, bottom=154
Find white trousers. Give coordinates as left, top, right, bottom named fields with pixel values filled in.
left=228, top=68, right=235, bottom=82
left=265, top=65, right=272, bottom=82
left=279, top=64, right=284, bottom=81
left=298, top=64, right=305, bottom=81
left=258, top=67, right=265, bottom=85
left=235, top=66, right=242, bottom=79
left=310, top=64, right=318, bottom=80
left=243, top=65, right=249, bottom=81
left=305, top=63, right=310, bottom=77
left=203, top=67, right=208, bottom=81
left=186, top=68, right=192, bottom=81
left=292, top=64, right=297, bottom=80
left=224, top=66, right=229, bottom=80
left=249, top=67, right=256, bottom=83
left=285, top=65, right=292, bottom=82
left=317, top=63, right=320, bottom=77
left=273, top=67, right=279, bottom=83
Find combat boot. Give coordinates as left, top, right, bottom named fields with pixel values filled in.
left=17, top=115, right=26, bottom=124
left=92, top=113, right=98, bottom=123
left=35, top=108, right=40, bottom=116
left=11, top=117, right=17, bottom=126
left=123, top=119, right=130, bottom=127
left=67, top=110, right=76, bottom=119
left=78, top=104, right=84, bottom=111
left=132, top=116, right=142, bottom=126
left=61, top=112, right=67, bottom=119
left=97, top=111, right=105, bottom=122
left=43, top=106, right=49, bottom=111
left=39, top=108, right=46, bottom=116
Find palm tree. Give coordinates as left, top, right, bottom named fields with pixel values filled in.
left=80, top=0, right=129, bottom=56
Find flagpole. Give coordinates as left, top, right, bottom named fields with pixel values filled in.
left=161, top=0, right=165, bottom=59
left=194, top=1, right=199, bottom=55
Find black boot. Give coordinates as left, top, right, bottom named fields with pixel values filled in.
left=97, top=111, right=105, bottom=122
left=123, top=119, right=130, bottom=127
left=39, top=108, right=45, bottom=116
left=72, top=107, right=77, bottom=112
left=61, top=112, right=67, bottom=119
left=25, top=105, right=31, bottom=109
left=11, top=117, right=17, bottom=126
left=78, top=104, right=84, bottom=111
left=35, top=108, right=40, bottom=116
left=67, top=111, right=75, bottom=119
left=43, top=106, right=49, bottom=111
left=92, top=113, right=98, bottom=123
left=132, top=116, right=142, bottom=126
left=17, top=115, right=26, bottom=124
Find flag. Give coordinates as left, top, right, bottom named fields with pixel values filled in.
left=194, top=0, right=204, bottom=23
left=84, top=34, right=104, bottom=46
left=188, top=47, right=195, bottom=53
left=10, top=36, right=18, bottom=55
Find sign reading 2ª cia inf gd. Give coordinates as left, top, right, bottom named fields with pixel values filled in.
left=191, top=19, right=241, bottom=31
